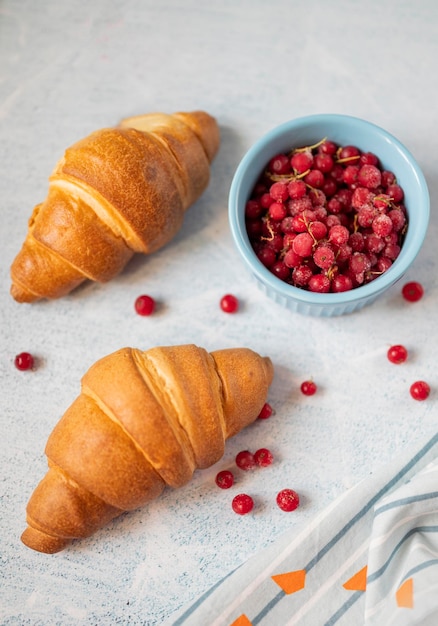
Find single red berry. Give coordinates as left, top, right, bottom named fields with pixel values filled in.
left=269, top=202, right=287, bottom=221
left=215, top=470, right=234, bottom=489
left=387, top=345, right=408, bottom=364
left=313, top=245, right=335, bottom=270
left=258, top=402, right=273, bottom=419
left=291, top=150, right=313, bottom=173
left=268, top=153, right=291, bottom=175
left=287, top=179, right=307, bottom=199
left=292, top=232, right=314, bottom=257
left=14, top=352, right=34, bottom=371
left=300, top=380, right=317, bottom=396
left=235, top=450, right=256, bottom=471
left=254, top=448, right=274, bottom=467
left=357, top=164, right=382, bottom=189
left=232, top=493, right=254, bottom=515
left=135, top=294, right=155, bottom=316
left=270, top=181, right=289, bottom=202
left=220, top=294, right=239, bottom=313
left=331, top=274, right=353, bottom=292
left=303, top=169, right=324, bottom=188
left=402, top=282, right=424, bottom=302
left=410, top=381, right=430, bottom=401
left=308, top=274, right=330, bottom=293
left=338, top=145, right=360, bottom=162
left=276, top=489, right=300, bottom=512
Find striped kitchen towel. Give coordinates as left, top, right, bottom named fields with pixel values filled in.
left=168, top=430, right=438, bottom=626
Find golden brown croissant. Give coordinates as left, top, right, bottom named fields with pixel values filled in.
left=21, top=344, right=274, bottom=553
left=10, top=110, right=220, bottom=302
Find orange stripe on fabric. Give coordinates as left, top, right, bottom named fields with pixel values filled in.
left=343, top=565, right=368, bottom=591
left=396, top=578, right=414, bottom=608
left=272, top=569, right=306, bottom=594
left=229, top=615, right=252, bottom=626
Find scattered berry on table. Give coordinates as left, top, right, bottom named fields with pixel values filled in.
left=402, top=281, right=424, bottom=302
left=232, top=493, right=254, bottom=515
left=257, top=402, right=273, bottom=419
left=387, top=344, right=408, bottom=364
left=300, top=380, right=317, bottom=396
left=235, top=450, right=256, bottom=471
left=245, top=138, right=408, bottom=293
left=215, top=470, right=234, bottom=489
left=134, top=294, right=155, bottom=316
left=254, top=448, right=274, bottom=467
left=220, top=294, right=239, bottom=313
left=276, top=489, right=300, bottom=512
left=14, top=352, right=34, bottom=371
left=409, top=380, right=430, bottom=401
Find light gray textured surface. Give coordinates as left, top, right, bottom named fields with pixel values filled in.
left=1, top=1, right=437, bottom=624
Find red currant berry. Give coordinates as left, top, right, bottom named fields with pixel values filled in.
left=387, top=345, right=408, bottom=364
left=409, top=381, right=430, bottom=401
left=304, top=169, right=324, bottom=188
left=232, top=493, right=254, bottom=515
left=268, top=153, right=291, bottom=175
left=357, top=164, right=382, bottom=189
left=235, top=450, right=256, bottom=471
left=402, top=281, right=424, bottom=302
left=220, top=294, right=239, bottom=313
left=276, top=488, right=300, bottom=512
left=313, top=245, right=335, bottom=270
left=291, top=150, right=313, bottom=174
left=14, top=352, right=34, bottom=371
left=300, top=380, right=317, bottom=395
left=287, top=179, right=307, bottom=199
left=269, top=202, right=287, bottom=221
left=254, top=448, right=274, bottom=467
left=135, top=294, right=155, bottom=316
left=245, top=199, right=263, bottom=219
left=215, top=470, right=234, bottom=489
left=308, top=274, right=330, bottom=293
left=258, top=402, right=273, bottom=419
left=292, top=232, right=314, bottom=257
left=331, top=274, right=353, bottom=292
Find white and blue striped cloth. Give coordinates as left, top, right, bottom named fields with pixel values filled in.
left=168, top=431, right=438, bottom=626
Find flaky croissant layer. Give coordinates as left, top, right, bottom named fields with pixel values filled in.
left=10, top=110, right=220, bottom=302
left=21, top=344, right=274, bottom=553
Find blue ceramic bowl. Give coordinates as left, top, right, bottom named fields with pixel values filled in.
left=229, top=114, right=430, bottom=316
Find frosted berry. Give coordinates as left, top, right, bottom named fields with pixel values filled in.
left=276, top=489, right=300, bottom=512
left=387, top=345, right=408, bottom=364
left=135, top=295, right=155, bottom=316
left=220, top=294, right=239, bottom=313
left=308, top=274, right=330, bottom=293
left=258, top=402, right=273, bottom=419
left=235, top=450, right=256, bottom=471
left=215, top=470, right=234, bottom=489
left=402, top=281, right=424, bottom=302
left=232, top=494, right=254, bottom=515
left=300, top=380, right=317, bottom=395
left=291, top=150, right=313, bottom=173
left=254, top=448, right=274, bottom=467
left=410, top=381, right=430, bottom=401
left=269, top=153, right=291, bottom=175
left=14, top=352, right=34, bottom=371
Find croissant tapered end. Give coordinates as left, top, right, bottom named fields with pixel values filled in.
left=120, top=110, right=220, bottom=163
left=21, top=526, right=71, bottom=554
left=10, top=109, right=220, bottom=302
left=21, top=344, right=274, bottom=553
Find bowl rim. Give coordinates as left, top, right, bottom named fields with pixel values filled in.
left=229, top=114, right=430, bottom=306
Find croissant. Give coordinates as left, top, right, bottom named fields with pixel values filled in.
left=21, top=344, right=274, bottom=553
left=10, top=110, right=220, bottom=302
